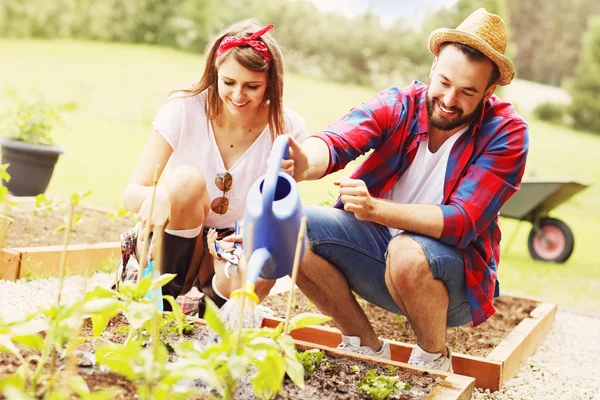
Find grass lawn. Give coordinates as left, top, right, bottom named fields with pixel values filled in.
left=1, top=39, right=599, bottom=313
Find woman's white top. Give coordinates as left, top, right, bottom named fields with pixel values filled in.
left=153, top=91, right=309, bottom=229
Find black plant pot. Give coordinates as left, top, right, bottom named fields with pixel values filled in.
left=0, top=137, right=66, bottom=196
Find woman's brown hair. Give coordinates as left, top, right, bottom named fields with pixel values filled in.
left=175, top=19, right=285, bottom=136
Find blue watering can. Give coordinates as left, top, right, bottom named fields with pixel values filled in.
left=243, top=135, right=305, bottom=283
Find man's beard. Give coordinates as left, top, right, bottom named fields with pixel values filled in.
left=426, top=90, right=484, bottom=131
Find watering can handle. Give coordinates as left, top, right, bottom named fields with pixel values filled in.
left=262, top=135, right=290, bottom=212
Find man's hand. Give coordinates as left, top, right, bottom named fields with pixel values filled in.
left=279, top=135, right=310, bottom=182
left=336, top=178, right=377, bottom=221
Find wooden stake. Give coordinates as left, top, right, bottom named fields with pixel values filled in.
left=57, top=201, right=75, bottom=306
left=237, top=223, right=254, bottom=344
left=284, top=217, right=307, bottom=335
left=138, top=165, right=160, bottom=276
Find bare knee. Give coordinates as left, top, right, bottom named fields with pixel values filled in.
left=164, top=166, right=208, bottom=222
left=386, top=236, right=430, bottom=292
left=296, top=241, right=318, bottom=281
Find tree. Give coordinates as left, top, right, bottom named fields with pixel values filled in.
left=568, top=15, right=600, bottom=133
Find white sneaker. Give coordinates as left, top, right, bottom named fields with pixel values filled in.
left=408, top=344, right=453, bottom=373
left=337, top=334, right=391, bottom=360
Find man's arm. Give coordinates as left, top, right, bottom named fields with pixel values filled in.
left=285, top=136, right=330, bottom=181
left=336, top=178, right=443, bottom=238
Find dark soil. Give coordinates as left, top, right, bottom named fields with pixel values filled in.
left=261, top=291, right=539, bottom=358
left=0, top=314, right=439, bottom=399
left=2, top=198, right=135, bottom=248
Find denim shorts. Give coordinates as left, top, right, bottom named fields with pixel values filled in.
left=304, top=206, right=472, bottom=327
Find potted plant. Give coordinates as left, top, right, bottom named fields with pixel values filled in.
left=0, top=93, right=66, bottom=196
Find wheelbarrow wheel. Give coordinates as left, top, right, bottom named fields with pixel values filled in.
left=527, top=217, right=574, bottom=263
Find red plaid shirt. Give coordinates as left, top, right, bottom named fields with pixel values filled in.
left=314, top=82, right=529, bottom=326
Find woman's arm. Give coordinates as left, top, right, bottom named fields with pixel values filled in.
left=122, top=130, right=173, bottom=215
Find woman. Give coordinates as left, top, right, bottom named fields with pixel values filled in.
left=117, top=20, right=308, bottom=314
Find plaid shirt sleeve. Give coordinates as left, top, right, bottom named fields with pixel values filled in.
left=438, top=111, right=529, bottom=248
left=313, top=87, right=404, bottom=174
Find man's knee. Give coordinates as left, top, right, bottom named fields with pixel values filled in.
left=386, top=235, right=430, bottom=292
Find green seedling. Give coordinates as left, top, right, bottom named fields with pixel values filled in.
left=29, top=193, right=64, bottom=246
left=95, top=338, right=194, bottom=400
left=395, top=315, right=406, bottom=329
left=173, top=299, right=331, bottom=400
left=306, top=298, right=315, bottom=311
left=108, top=207, right=134, bottom=222
left=0, top=295, right=123, bottom=398
left=55, top=190, right=92, bottom=233
left=386, top=365, right=398, bottom=374
left=349, top=364, right=361, bottom=374
left=357, top=369, right=410, bottom=400
left=297, top=349, right=325, bottom=377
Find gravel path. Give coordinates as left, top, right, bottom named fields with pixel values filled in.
left=473, top=308, right=600, bottom=400
left=1, top=274, right=599, bottom=399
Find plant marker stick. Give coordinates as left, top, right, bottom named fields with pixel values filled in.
left=52, top=197, right=75, bottom=376
left=237, top=223, right=254, bottom=346
left=57, top=200, right=75, bottom=305
left=138, top=165, right=160, bottom=276
left=284, top=217, right=307, bottom=335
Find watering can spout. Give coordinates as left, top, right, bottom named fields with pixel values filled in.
left=246, top=248, right=274, bottom=284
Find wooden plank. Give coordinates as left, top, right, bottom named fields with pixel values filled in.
left=426, top=373, right=475, bottom=400
left=292, top=339, right=474, bottom=400
left=486, top=302, right=557, bottom=387
left=14, top=241, right=120, bottom=278
left=263, top=315, right=503, bottom=390
left=0, top=249, right=21, bottom=281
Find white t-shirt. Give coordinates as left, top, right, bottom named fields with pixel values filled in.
left=152, top=91, right=309, bottom=229
left=384, top=126, right=468, bottom=237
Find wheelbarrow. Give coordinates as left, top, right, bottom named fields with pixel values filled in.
left=500, top=178, right=590, bottom=263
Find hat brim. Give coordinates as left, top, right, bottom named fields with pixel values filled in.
left=428, top=28, right=515, bottom=86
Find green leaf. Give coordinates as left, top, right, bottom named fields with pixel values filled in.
left=67, top=375, right=90, bottom=395
left=123, top=302, right=155, bottom=330
left=64, top=337, right=88, bottom=357
left=84, top=285, right=119, bottom=301
left=251, top=350, right=285, bottom=400
left=284, top=356, right=305, bottom=388
left=69, top=193, right=80, bottom=204
left=11, top=334, right=44, bottom=351
left=203, top=298, right=227, bottom=338
left=95, top=343, right=141, bottom=380
left=82, top=298, right=123, bottom=315
left=2, top=386, right=36, bottom=400
left=0, top=186, right=8, bottom=203
left=288, top=313, right=332, bottom=332
left=34, top=194, right=47, bottom=207
left=134, top=274, right=153, bottom=299
left=0, top=334, right=21, bottom=359
left=149, top=273, right=176, bottom=291
left=89, top=314, right=110, bottom=337
left=228, top=353, right=249, bottom=380
left=0, top=373, right=26, bottom=393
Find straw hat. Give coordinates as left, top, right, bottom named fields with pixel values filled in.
left=428, top=8, right=515, bottom=86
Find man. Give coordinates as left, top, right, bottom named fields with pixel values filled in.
left=283, top=8, right=529, bottom=372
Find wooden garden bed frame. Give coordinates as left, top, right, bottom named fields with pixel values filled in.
left=0, top=241, right=120, bottom=280
left=262, top=297, right=557, bottom=391
left=186, top=316, right=475, bottom=400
